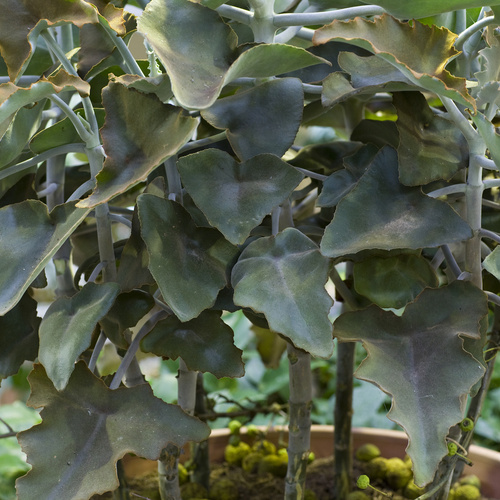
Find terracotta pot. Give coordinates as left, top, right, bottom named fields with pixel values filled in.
left=123, top=425, right=500, bottom=498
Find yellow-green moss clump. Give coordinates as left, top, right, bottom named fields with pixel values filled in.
left=458, top=475, right=481, bottom=489
left=224, top=442, right=251, bottom=466
left=403, top=479, right=426, bottom=499
left=453, top=484, right=481, bottom=500
left=178, top=463, right=189, bottom=485
left=209, top=478, right=239, bottom=500
left=241, top=451, right=264, bottom=473
left=180, top=482, right=208, bottom=500
left=347, top=492, right=370, bottom=500
left=257, top=454, right=288, bottom=477
left=355, top=443, right=381, bottom=462
left=385, top=457, right=412, bottom=490
left=252, top=439, right=277, bottom=456
left=304, top=489, right=318, bottom=500
left=364, top=456, right=388, bottom=480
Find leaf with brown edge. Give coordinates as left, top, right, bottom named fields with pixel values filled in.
left=16, top=362, right=210, bottom=500
left=0, top=0, right=99, bottom=81
left=313, top=15, right=475, bottom=110
left=76, top=82, right=198, bottom=208
left=333, top=281, right=487, bottom=486
left=0, top=70, right=90, bottom=127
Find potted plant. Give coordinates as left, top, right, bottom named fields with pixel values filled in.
left=1, top=0, right=500, bottom=498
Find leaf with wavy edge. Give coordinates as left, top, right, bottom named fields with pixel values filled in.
left=232, top=228, right=334, bottom=358
left=16, top=362, right=210, bottom=500
left=39, top=282, right=121, bottom=391
left=77, top=82, right=198, bottom=208
left=313, top=15, right=475, bottom=110
left=137, top=194, right=238, bottom=322
left=0, top=70, right=90, bottom=127
left=138, top=0, right=328, bottom=109
left=333, top=281, right=487, bottom=486
left=141, top=310, right=244, bottom=378
left=320, top=147, right=472, bottom=258
left=0, top=201, right=89, bottom=316
left=0, top=0, right=125, bottom=82
left=364, top=0, right=500, bottom=19
left=178, top=149, right=304, bottom=244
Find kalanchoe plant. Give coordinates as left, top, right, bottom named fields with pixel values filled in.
left=1, top=0, right=500, bottom=499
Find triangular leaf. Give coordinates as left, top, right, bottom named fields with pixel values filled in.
left=471, top=111, right=500, bottom=170
left=137, top=194, right=238, bottom=322
left=0, top=293, right=39, bottom=380
left=232, top=228, right=334, bottom=358
left=0, top=201, right=89, bottom=316
left=313, top=15, right=474, bottom=109
left=353, top=253, right=439, bottom=309
left=393, top=92, right=469, bottom=186
left=137, top=0, right=238, bottom=110
left=333, top=281, right=487, bottom=486
left=141, top=310, right=244, bottom=378
left=177, top=149, right=304, bottom=244
left=38, top=282, right=121, bottom=391
left=77, top=82, right=198, bottom=208
left=201, top=78, right=304, bottom=161
left=320, top=147, right=472, bottom=258
left=16, top=362, right=210, bottom=500
left=483, top=246, right=500, bottom=280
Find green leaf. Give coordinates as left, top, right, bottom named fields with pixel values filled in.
left=110, top=73, right=173, bottom=104
left=137, top=0, right=238, bottom=110
left=177, top=149, right=304, bottom=244
left=137, top=194, right=238, bottom=322
left=38, top=282, right=121, bottom=391
left=333, top=281, right=487, bottom=486
left=29, top=109, right=105, bottom=155
left=483, top=246, right=500, bottom=280
left=76, top=82, right=198, bottom=208
left=141, top=310, right=244, bottom=378
left=365, top=0, right=500, bottom=19
left=313, top=15, right=474, bottom=109
left=0, top=102, right=44, bottom=169
left=0, top=70, right=90, bottom=127
left=138, top=0, right=327, bottom=110
left=232, top=228, right=333, bottom=358
left=320, top=147, right=473, bottom=258
left=393, top=92, right=469, bottom=186
left=471, top=111, right=500, bottom=170
left=16, top=362, right=210, bottom=500
left=0, top=0, right=99, bottom=81
left=353, top=254, right=439, bottom=309
left=0, top=293, right=39, bottom=380
left=99, top=289, right=155, bottom=348
left=201, top=78, right=304, bottom=161
left=116, top=208, right=154, bottom=292
left=0, top=201, right=89, bottom=316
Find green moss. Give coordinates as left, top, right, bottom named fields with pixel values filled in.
left=180, top=482, right=208, bottom=500
left=403, top=479, right=426, bottom=499
left=252, top=439, right=277, bottom=456
left=385, top=457, right=412, bottom=490
left=453, top=484, right=481, bottom=500
left=458, top=475, right=481, bottom=489
left=224, top=442, right=251, bottom=466
left=304, top=489, right=318, bottom=500
left=179, top=463, right=189, bottom=485
left=209, top=478, right=239, bottom=500
left=355, top=443, right=381, bottom=461
left=241, top=451, right=264, bottom=473
left=258, top=454, right=287, bottom=477
left=347, top=492, right=370, bottom=500
left=364, top=456, right=388, bottom=480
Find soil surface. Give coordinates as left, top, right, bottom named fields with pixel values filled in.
left=91, top=455, right=494, bottom=500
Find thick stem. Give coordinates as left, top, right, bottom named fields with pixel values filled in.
left=248, top=0, right=275, bottom=43
left=285, top=344, right=312, bottom=500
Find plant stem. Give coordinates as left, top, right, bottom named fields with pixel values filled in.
left=454, top=15, right=496, bottom=50
left=99, top=17, right=145, bottom=77
left=48, top=94, right=93, bottom=143
left=0, top=144, right=86, bottom=182
left=248, top=0, right=276, bottom=43
left=273, top=5, right=386, bottom=27
left=285, top=343, right=312, bottom=500
left=216, top=4, right=252, bottom=24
